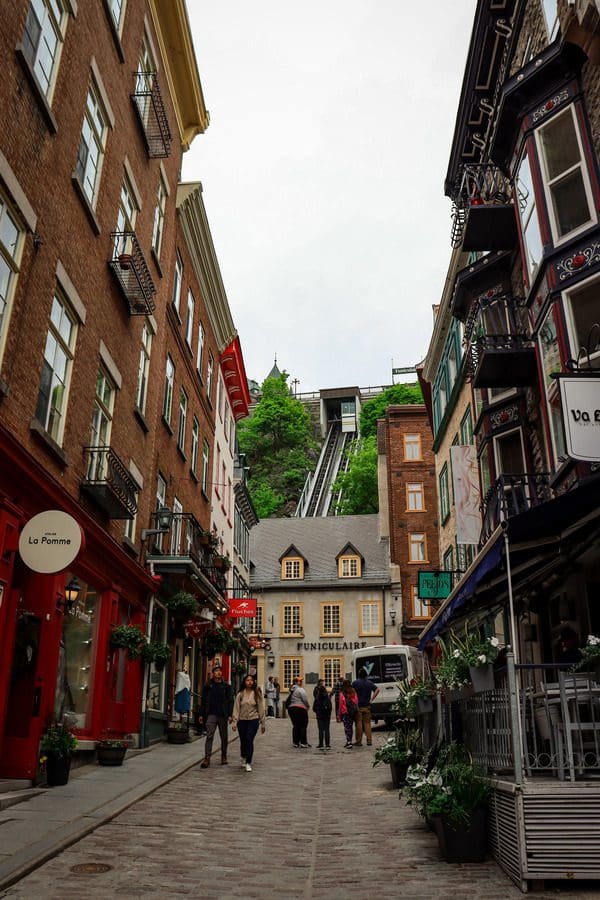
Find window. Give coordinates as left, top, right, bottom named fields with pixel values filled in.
left=359, top=602, right=381, bottom=636
left=443, top=546, right=454, bottom=575
left=321, top=657, right=342, bottom=689
left=134, top=38, right=155, bottom=127
left=224, top=404, right=229, bottom=442
left=202, top=439, right=209, bottom=493
left=248, top=603, right=264, bottom=635
left=282, top=604, right=303, bottom=636
left=163, top=356, right=174, bottom=424
left=108, top=0, right=125, bottom=31
left=196, top=321, right=204, bottom=375
left=75, top=83, right=108, bottom=206
left=0, top=195, right=24, bottom=362
left=412, top=585, right=431, bottom=620
left=517, top=151, right=544, bottom=279
left=172, top=252, right=182, bottom=316
left=282, top=657, right=302, bottom=689
left=321, top=603, right=342, bottom=636
left=190, top=417, right=199, bottom=476
left=494, top=428, right=525, bottom=476
left=537, top=107, right=595, bottom=244
left=170, top=496, right=182, bottom=555
left=206, top=352, right=214, bottom=399
left=22, top=0, right=67, bottom=100
left=408, top=533, right=427, bottom=563
left=87, top=368, right=115, bottom=482
left=539, top=305, right=567, bottom=461
left=215, top=444, right=221, bottom=496
left=542, top=0, right=559, bottom=42
left=135, top=321, right=151, bottom=414
left=564, top=275, right=600, bottom=367
left=35, top=292, right=77, bottom=443
left=177, top=388, right=187, bottom=451
left=218, top=375, right=224, bottom=420
left=406, top=482, right=424, bottom=511
left=151, top=174, right=167, bottom=257
left=281, top=557, right=304, bottom=580
left=185, top=290, right=194, bottom=348
left=447, top=339, right=458, bottom=388
left=404, top=433, right=422, bottom=460
left=124, top=491, right=137, bottom=542
left=338, top=555, right=360, bottom=578
left=439, top=464, right=450, bottom=523
left=460, top=406, right=473, bottom=445
left=155, top=474, right=167, bottom=549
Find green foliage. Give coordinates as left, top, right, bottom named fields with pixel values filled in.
left=164, top=591, right=200, bottom=619
left=142, top=640, right=172, bottom=670
left=403, top=743, right=491, bottom=827
left=332, top=435, right=378, bottom=515
left=360, top=383, right=423, bottom=439
left=40, top=723, right=78, bottom=758
left=109, top=624, right=147, bottom=660
left=373, top=722, right=421, bottom=767
left=238, top=374, right=318, bottom=517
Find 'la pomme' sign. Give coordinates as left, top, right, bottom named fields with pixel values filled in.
left=19, top=510, right=84, bottom=573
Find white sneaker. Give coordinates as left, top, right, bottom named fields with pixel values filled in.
left=245, top=763, right=252, bottom=772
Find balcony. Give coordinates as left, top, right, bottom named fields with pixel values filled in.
left=81, top=446, right=137, bottom=519
left=463, top=292, right=536, bottom=388
left=450, top=165, right=518, bottom=251
left=109, top=232, right=156, bottom=316
left=480, top=473, right=551, bottom=545
left=131, top=70, right=172, bottom=158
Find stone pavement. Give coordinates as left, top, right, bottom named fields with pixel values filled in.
left=2, top=719, right=600, bottom=899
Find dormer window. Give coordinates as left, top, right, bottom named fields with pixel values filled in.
left=281, top=556, right=304, bottom=580
left=339, top=555, right=361, bottom=578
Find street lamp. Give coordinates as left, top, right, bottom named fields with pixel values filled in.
left=57, top=576, right=82, bottom=614
left=141, top=506, right=173, bottom=541
left=267, top=652, right=275, bottom=666
left=389, top=608, right=397, bottom=625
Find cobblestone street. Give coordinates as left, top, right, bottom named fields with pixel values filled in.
left=2, top=720, right=600, bottom=899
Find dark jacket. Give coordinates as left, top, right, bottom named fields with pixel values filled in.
left=313, top=691, right=332, bottom=719
left=200, top=679, right=234, bottom=719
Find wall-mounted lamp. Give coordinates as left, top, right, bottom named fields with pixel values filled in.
left=267, top=652, right=275, bottom=666
left=389, top=608, right=397, bottom=625
left=141, top=506, right=173, bottom=541
left=57, top=577, right=82, bottom=614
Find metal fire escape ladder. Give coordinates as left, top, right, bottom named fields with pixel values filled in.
left=304, top=422, right=340, bottom=517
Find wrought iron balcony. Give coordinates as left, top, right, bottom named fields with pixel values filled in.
left=131, top=70, right=172, bottom=158
left=81, top=446, right=137, bottom=519
left=480, top=473, right=551, bottom=545
left=145, top=512, right=227, bottom=603
left=450, top=165, right=517, bottom=251
left=109, top=232, right=156, bottom=316
left=463, top=292, right=536, bottom=388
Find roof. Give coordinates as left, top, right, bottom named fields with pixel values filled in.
left=250, top=515, right=390, bottom=588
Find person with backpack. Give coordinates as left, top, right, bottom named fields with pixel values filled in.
left=286, top=676, right=310, bottom=748
left=231, top=673, right=266, bottom=772
left=337, top=679, right=359, bottom=749
left=313, top=682, right=333, bottom=750
left=351, top=666, right=380, bottom=747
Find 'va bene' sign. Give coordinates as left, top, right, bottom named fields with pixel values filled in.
left=558, top=376, right=600, bottom=463
left=19, top=510, right=84, bottom=574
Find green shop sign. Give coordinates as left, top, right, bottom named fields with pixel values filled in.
left=418, top=570, right=452, bottom=600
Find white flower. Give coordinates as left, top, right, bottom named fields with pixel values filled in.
left=477, top=654, right=487, bottom=665
left=489, top=636, right=499, bottom=648
left=588, top=635, right=600, bottom=646
left=453, top=649, right=461, bottom=658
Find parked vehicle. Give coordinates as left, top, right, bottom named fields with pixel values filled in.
left=351, top=645, right=429, bottom=725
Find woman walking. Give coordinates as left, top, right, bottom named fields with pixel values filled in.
left=287, top=676, right=310, bottom=748
left=232, top=674, right=266, bottom=772
left=313, top=682, right=332, bottom=750
left=337, top=679, right=359, bottom=749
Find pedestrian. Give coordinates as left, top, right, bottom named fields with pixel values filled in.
left=313, top=682, right=332, bottom=750
left=312, top=678, right=326, bottom=698
left=337, top=679, right=359, bottom=749
left=265, top=675, right=277, bottom=717
left=232, top=673, right=266, bottom=772
left=331, top=675, right=344, bottom=719
left=351, top=666, right=380, bottom=747
left=273, top=677, right=281, bottom=718
left=198, top=664, right=234, bottom=768
left=287, top=676, right=311, bottom=748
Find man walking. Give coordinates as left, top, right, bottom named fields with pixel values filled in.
left=273, top=677, right=281, bottom=717
left=265, top=676, right=277, bottom=717
left=198, top=664, right=234, bottom=767
left=351, top=666, right=379, bottom=747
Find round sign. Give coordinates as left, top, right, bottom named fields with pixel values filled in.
left=18, top=510, right=84, bottom=574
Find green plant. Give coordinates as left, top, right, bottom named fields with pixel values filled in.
left=164, top=591, right=200, bottom=619
left=97, top=739, right=128, bottom=749
left=232, top=660, right=247, bottom=676
left=394, top=675, right=436, bottom=717
left=40, top=723, right=78, bottom=759
left=201, top=625, right=235, bottom=658
left=373, top=725, right=420, bottom=767
left=403, top=743, right=491, bottom=827
left=109, top=624, right=147, bottom=660
left=447, top=625, right=500, bottom=668
left=213, top=553, right=231, bottom=571
left=578, top=634, right=600, bottom=668
left=142, top=640, right=172, bottom=670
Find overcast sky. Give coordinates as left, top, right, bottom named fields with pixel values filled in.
left=182, top=3, right=476, bottom=393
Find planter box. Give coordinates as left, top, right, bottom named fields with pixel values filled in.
left=437, top=807, right=487, bottom=863
left=389, top=760, right=409, bottom=788
left=45, top=755, right=71, bottom=786
left=97, top=747, right=127, bottom=766
left=416, top=697, right=434, bottom=715
left=469, top=663, right=495, bottom=693
left=167, top=729, right=188, bottom=744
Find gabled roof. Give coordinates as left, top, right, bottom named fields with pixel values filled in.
left=278, top=544, right=307, bottom=563
left=335, top=542, right=363, bottom=561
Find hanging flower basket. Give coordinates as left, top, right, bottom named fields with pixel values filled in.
left=164, top=591, right=200, bottom=620
left=109, top=624, right=147, bottom=661
left=201, top=626, right=234, bottom=658
left=469, top=663, right=495, bottom=694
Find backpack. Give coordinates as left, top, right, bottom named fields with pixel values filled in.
left=315, top=694, right=332, bottom=717
left=284, top=688, right=295, bottom=710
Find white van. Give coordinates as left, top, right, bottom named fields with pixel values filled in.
left=351, top=645, right=428, bottom=725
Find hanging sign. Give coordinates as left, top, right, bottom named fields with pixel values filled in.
left=557, top=375, right=600, bottom=462
left=228, top=598, right=257, bottom=617
left=19, top=510, right=84, bottom=574
left=418, top=570, right=452, bottom=600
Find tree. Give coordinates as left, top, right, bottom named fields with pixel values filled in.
left=332, top=436, right=378, bottom=515
left=237, top=374, right=318, bottom=517
left=360, top=383, right=423, bottom=439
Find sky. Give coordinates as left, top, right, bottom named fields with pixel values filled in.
left=182, top=3, right=476, bottom=394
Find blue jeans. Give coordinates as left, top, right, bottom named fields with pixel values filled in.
left=238, top=719, right=260, bottom=764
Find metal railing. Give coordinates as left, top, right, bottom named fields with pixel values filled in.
left=109, top=231, right=156, bottom=315
left=82, top=445, right=137, bottom=518
left=131, top=70, right=172, bottom=158
left=450, top=164, right=513, bottom=248
left=146, top=511, right=228, bottom=597
left=480, top=473, right=552, bottom=545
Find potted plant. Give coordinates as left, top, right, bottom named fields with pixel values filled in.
left=109, top=624, right=147, bottom=661
left=96, top=738, right=128, bottom=766
left=373, top=725, right=420, bottom=787
left=40, top=723, right=78, bottom=786
left=577, top=634, right=600, bottom=680
left=395, top=676, right=436, bottom=718
left=164, top=590, right=200, bottom=620
left=142, top=640, right=172, bottom=671
left=450, top=626, right=499, bottom=693
left=201, top=625, right=234, bottom=659
left=118, top=252, right=132, bottom=269
left=213, top=553, right=230, bottom=571
left=166, top=721, right=189, bottom=744
left=434, top=634, right=471, bottom=697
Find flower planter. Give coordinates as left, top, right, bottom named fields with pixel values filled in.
left=97, top=746, right=127, bottom=766
left=118, top=253, right=132, bottom=269
left=469, top=663, right=495, bottom=693
left=389, top=760, right=409, bottom=788
left=436, top=807, right=487, bottom=863
left=416, top=697, right=434, bottom=715
left=166, top=728, right=188, bottom=744
left=45, top=755, right=71, bottom=786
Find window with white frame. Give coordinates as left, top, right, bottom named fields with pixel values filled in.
left=206, top=352, right=214, bottom=399
left=35, top=292, right=77, bottom=443
left=170, top=496, right=182, bottom=555
left=408, top=533, right=427, bottom=563
left=163, top=355, right=174, bottom=424
left=202, top=439, right=209, bottom=493
left=124, top=488, right=138, bottom=542
left=359, top=601, right=381, bottom=636
left=494, top=428, right=525, bottom=476
left=282, top=604, right=302, bottom=635
left=321, top=657, right=342, bottom=689
left=339, top=555, right=360, bottom=578
left=196, top=321, right=204, bottom=375
left=443, top=546, right=454, bottom=575
left=155, top=473, right=166, bottom=549
left=87, top=368, right=115, bottom=481
left=460, top=406, right=473, bottom=445
left=412, top=585, right=431, bottom=619
left=185, top=290, right=194, bottom=348
left=321, top=603, right=342, bottom=636
left=404, top=433, right=422, bottom=460
left=151, top=174, right=167, bottom=257
left=177, top=388, right=187, bottom=451
left=22, top=0, right=67, bottom=100
left=135, top=320, right=151, bottom=414
left=172, top=252, right=182, bottom=316
left=224, top=404, right=229, bottom=442
left=539, top=306, right=567, bottom=461
left=112, top=177, right=138, bottom=260
left=107, top=0, right=125, bottom=32
left=542, top=0, right=559, bottom=42
left=190, top=417, right=199, bottom=476
left=517, top=150, right=544, bottom=279
left=134, top=37, right=155, bottom=127
left=218, top=374, right=224, bottom=420
left=0, top=195, right=24, bottom=363
left=439, top=464, right=450, bottom=522
left=564, top=275, right=600, bottom=367
left=406, top=482, right=424, bottom=511
left=75, top=82, right=108, bottom=207
left=537, top=106, right=595, bottom=244
left=282, top=657, right=302, bottom=689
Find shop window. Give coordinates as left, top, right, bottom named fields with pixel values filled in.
left=321, top=602, right=342, bottom=636
left=35, top=291, right=77, bottom=444
left=359, top=602, right=381, bottom=636
left=147, top=603, right=167, bottom=712
left=321, top=657, right=342, bottom=689
left=54, top=578, right=98, bottom=728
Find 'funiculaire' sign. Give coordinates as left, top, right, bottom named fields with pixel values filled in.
left=19, top=510, right=84, bottom=573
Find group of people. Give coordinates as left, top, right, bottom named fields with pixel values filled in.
left=198, top=665, right=265, bottom=772
left=264, top=675, right=281, bottom=717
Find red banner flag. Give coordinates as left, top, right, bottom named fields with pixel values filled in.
left=228, top=598, right=257, bottom=617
